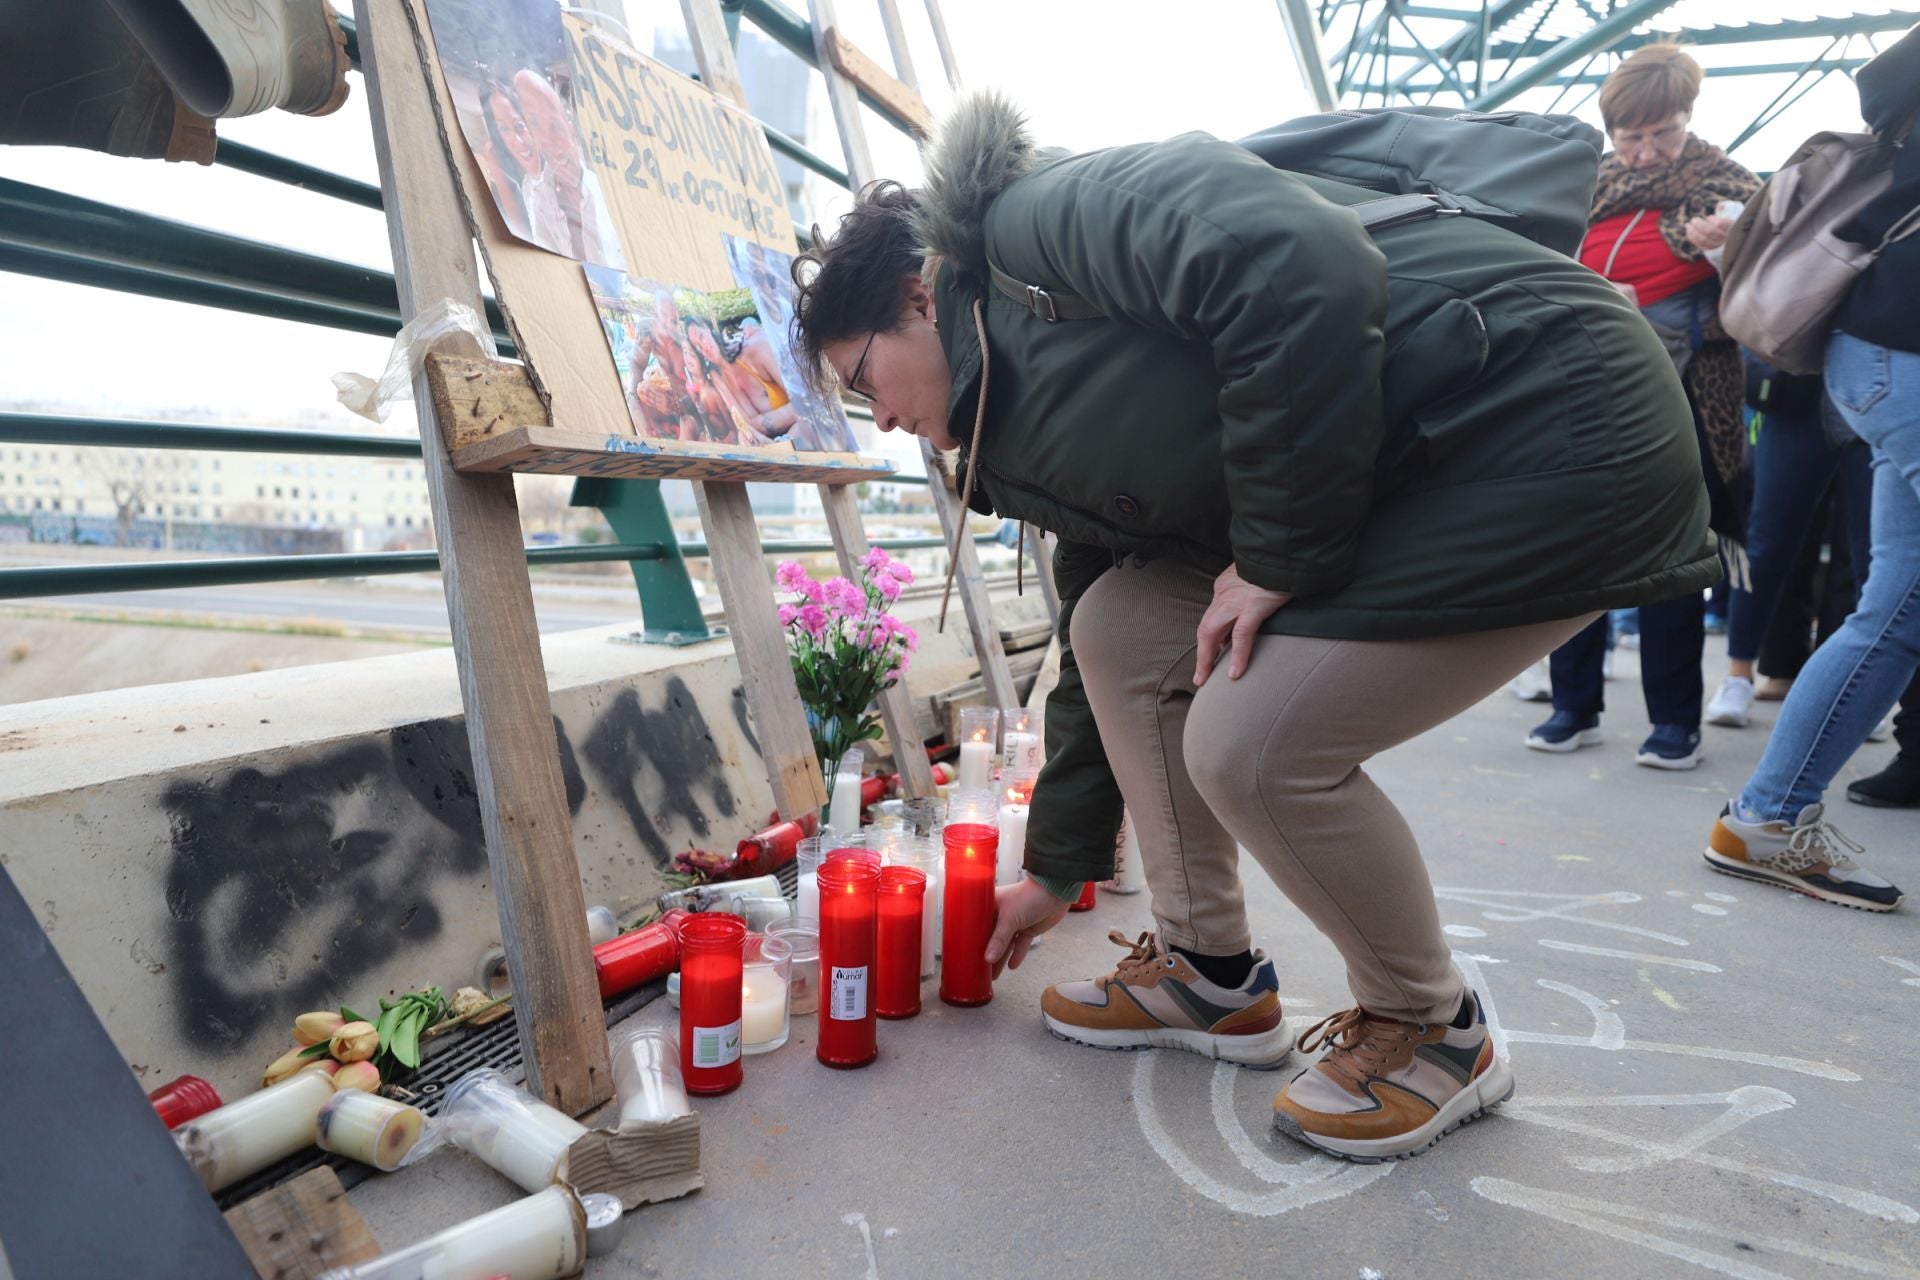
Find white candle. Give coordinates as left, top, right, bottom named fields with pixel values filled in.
left=828, top=767, right=864, bottom=833
left=443, top=1070, right=587, bottom=1194
left=315, top=1091, right=429, bottom=1172
left=1003, top=730, right=1042, bottom=773
left=174, top=1070, right=334, bottom=1192
left=1106, top=812, right=1147, bottom=893
left=314, top=1185, right=585, bottom=1280
left=741, top=972, right=789, bottom=1049
left=611, top=1028, right=691, bottom=1128
left=919, top=863, right=941, bottom=977
left=957, top=737, right=992, bottom=791
left=796, top=868, right=820, bottom=924
left=996, top=803, right=1029, bottom=886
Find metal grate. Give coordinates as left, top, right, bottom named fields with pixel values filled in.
left=213, top=979, right=666, bottom=1209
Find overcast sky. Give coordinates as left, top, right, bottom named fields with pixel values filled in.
left=0, top=0, right=1895, bottom=445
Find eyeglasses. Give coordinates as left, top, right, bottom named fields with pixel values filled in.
left=845, top=330, right=878, bottom=399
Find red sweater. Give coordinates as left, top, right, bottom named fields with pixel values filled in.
left=1579, top=210, right=1714, bottom=307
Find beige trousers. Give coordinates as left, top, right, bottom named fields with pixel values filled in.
left=1071, top=557, right=1595, bottom=1024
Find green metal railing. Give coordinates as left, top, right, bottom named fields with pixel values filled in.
left=0, top=0, right=959, bottom=638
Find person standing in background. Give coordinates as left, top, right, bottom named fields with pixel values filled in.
left=1704, top=24, right=1920, bottom=911
left=1527, top=44, right=1756, bottom=770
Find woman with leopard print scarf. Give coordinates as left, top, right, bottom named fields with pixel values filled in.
left=1527, top=43, right=1757, bottom=773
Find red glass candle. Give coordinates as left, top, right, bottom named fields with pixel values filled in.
left=593, top=909, right=690, bottom=999
left=678, top=913, right=746, bottom=1096
left=1070, top=880, right=1098, bottom=912
left=148, top=1075, right=223, bottom=1130
left=730, top=811, right=818, bottom=878
left=816, top=857, right=880, bottom=1068
left=875, top=866, right=927, bottom=1019
left=940, top=789, right=999, bottom=1007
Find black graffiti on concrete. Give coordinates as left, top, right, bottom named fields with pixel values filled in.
left=160, top=716, right=585, bottom=1051
left=730, top=684, right=761, bottom=757
left=582, top=676, right=738, bottom=869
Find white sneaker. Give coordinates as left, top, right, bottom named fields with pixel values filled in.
left=1507, top=658, right=1552, bottom=703
left=1705, top=676, right=1755, bottom=727
left=1602, top=650, right=1616, bottom=681
left=1867, top=716, right=1893, bottom=743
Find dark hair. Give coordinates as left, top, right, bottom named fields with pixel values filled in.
left=790, top=180, right=925, bottom=391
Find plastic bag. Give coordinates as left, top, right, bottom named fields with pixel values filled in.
left=332, top=298, right=494, bottom=423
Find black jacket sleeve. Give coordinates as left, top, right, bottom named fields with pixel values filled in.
left=1021, top=540, right=1124, bottom=883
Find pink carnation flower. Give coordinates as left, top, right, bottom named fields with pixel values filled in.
left=777, top=603, right=798, bottom=627
left=863, top=546, right=891, bottom=572
left=873, top=571, right=901, bottom=602
left=824, top=576, right=865, bottom=615
left=801, top=577, right=827, bottom=605
left=889, top=560, right=914, bottom=585
left=796, top=604, right=828, bottom=637
left=775, top=561, right=809, bottom=593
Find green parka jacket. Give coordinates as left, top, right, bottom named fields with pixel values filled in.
left=915, top=97, right=1718, bottom=884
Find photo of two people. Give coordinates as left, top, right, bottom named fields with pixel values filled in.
left=586, top=236, right=860, bottom=453
left=425, top=0, right=626, bottom=270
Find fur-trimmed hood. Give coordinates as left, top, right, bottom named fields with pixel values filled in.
left=912, top=92, right=1046, bottom=279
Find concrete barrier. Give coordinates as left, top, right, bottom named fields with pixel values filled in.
left=0, top=588, right=1050, bottom=1097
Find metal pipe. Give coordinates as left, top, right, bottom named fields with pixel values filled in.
left=762, top=121, right=851, bottom=187
left=0, top=177, right=512, bottom=345
left=0, top=413, right=422, bottom=458
left=1468, top=0, right=1682, bottom=111
left=1275, top=0, right=1338, bottom=111
left=212, top=141, right=385, bottom=210
left=0, top=543, right=670, bottom=599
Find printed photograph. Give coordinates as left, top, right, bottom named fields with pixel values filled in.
left=723, top=233, right=861, bottom=453
left=588, top=265, right=812, bottom=448
left=423, top=0, right=626, bottom=269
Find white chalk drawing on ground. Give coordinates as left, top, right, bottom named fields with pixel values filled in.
left=1881, top=956, right=1920, bottom=988
left=841, top=1212, right=880, bottom=1280
left=1472, top=1178, right=1920, bottom=1280
left=1534, top=939, right=1722, bottom=972
left=1433, top=887, right=1691, bottom=946
left=1443, top=924, right=1488, bottom=938
left=1130, top=1014, right=1393, bottom=1216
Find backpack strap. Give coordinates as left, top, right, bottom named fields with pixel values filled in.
left=988, top=193, right=1455, bottom=322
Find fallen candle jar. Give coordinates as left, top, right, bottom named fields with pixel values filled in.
left=679, top=913, right=747, bottom=1095
left=766, top=921, right=820, bottom=1015
left=875, top=865, right=928, bottom=1018
left=313, top=1184, right=585, bottom=1280
left=174, top=1069, right=334, bottom=1192
left=729, top=893, right=793, bottom=933
left=941, top=789, right=999, bottom=1007
left=441, top=1068, right=587, bottom=1193
left=315, top=1090, right=434, bottom=1172
left=148, top=1074, right=222, bottom=1130
left=658, top=873, right=783, bottom=914
left=592, top=909, right=690, bottom=1000
left=729, top=811, right=819, bottom=880
left=610, top=1027, right=692, bottom=1128
left=816, top=856, right=880, bottom=1068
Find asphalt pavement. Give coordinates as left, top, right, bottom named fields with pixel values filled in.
left=348, top=640, right=1920, bottom=1279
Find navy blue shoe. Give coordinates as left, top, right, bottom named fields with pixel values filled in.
left=1526, top=711, right=1601, bottom=753
left=1635, top=724, right=1702, bottom=770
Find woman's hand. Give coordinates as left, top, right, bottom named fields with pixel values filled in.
left=986, top=879, right=1072, bottom=979
left=1194, top=565, right=1291, bottom=686
left=1685, top=214, right=1733, bottom=252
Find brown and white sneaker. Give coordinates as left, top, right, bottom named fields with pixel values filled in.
left=1041, top=931, right=1292, bottom=1069
left=1272, top=991, right=1512, bottom=1162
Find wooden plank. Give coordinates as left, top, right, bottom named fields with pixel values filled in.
left=358, top=0, right=611, bottom=1114
left=694, top=482, right=828, bottom=818
left=823, top=26, right=935, bottom=136
left=451, top=426, right=894, bottom=483
left=818, top=484, right=938, bottom=798
left=222, top=1168, right=380, bottom=1280
left=425, top=352, right=548, bottom=451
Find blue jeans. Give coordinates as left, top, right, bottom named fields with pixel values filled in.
left=1551, top=592, right=1703, bottom=727
left=1726, top=410, right=1873, bottom=664
left=1740, top=333, right=1920, bottom=820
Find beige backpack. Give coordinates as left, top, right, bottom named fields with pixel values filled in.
left=1719, top=128, right=1920, bottom=374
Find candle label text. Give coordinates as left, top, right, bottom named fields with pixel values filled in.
left=691, top=1019, right=742, bottom=1069
left=830, top=965, right=869, bottom=1021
